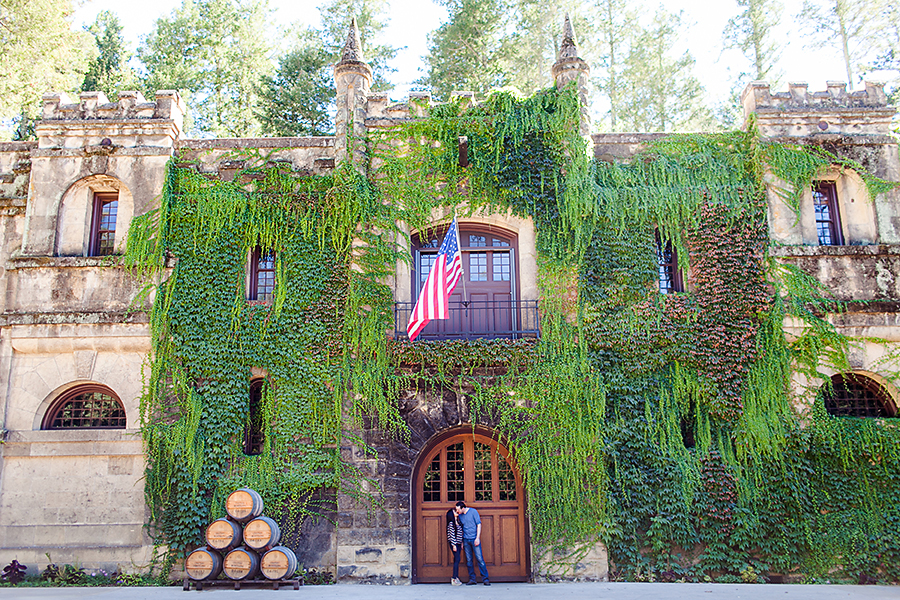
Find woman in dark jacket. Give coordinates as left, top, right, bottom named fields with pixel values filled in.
left=446, top=507, right=463, bottom=585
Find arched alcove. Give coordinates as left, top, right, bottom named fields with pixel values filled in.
left=56, top=174, right=135, bottom=256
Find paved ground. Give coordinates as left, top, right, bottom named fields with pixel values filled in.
left=1, top=582, right=899, bottom=600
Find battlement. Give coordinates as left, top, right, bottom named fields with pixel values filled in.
left=41, top=91, right=185, bottom=122
left=366, top=90, right=476, bottom=125
left=742, top=81, right=896, bottom=138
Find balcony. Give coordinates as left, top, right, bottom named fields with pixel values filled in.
left=394, top=300, right=540, bottom=340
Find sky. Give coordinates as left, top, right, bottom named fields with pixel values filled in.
left=72, top=0, right=853, bottom=111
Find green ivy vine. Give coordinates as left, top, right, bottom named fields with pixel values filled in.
left=125, top=83, right=900, bottom=583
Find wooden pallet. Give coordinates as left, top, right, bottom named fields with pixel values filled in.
left=183, top=577, right=303, bottom=591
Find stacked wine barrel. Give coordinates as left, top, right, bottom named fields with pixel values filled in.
left=185, top=488, right=299, bottom=583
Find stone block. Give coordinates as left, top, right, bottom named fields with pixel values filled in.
left=355, top=547, right=382, bottom=563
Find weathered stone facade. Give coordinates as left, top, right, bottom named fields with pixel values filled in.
left=0, top=18, right=898, bottom=584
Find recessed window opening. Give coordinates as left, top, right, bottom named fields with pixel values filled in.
left=244, top=379, right=265, bottom=455
left=89, top=192, right=118, bottom=256
left=822, top=373, right=896, bottom=418
left=813, top=182, right=843, bottom=245
left=656, top=231, right=683, bottom=293
left=42, top=385, right=126, bottom=429
left=249, top=247, right=276, bottom=301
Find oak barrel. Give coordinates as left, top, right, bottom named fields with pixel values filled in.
left=225, top=488, right=264, bottom=522
left=223, top=547, right=260, bottom=580
left=185, top=547, right=223, bottom=581
left=243, top=516, right=281, bottom=551
left=261, top=546, right=298, bottom=580
left=205, top=517, right=242, bottom=552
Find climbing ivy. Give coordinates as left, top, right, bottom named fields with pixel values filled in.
left=126, top=83, right=900, bottom=583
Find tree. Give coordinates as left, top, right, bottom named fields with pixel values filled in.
left=421, top=0, right=511, bottom=99
left=616, top=7, right=713, bottom=132
left=723, top=0, right=784, bottom=83
left=317, top=0, right=399, bottom=91
left=82, top=11, right=136, bottom=98
left=502, top=0, right=595, bottom=96
left=138, top=0, right=274, bottom=137
left=0, top=0, right=90, bottom=121
left=797, top=0, right=890, bottom=88
left=257, top=32, right=336, bottom=137
left=592, top=0, right=638, bottom=131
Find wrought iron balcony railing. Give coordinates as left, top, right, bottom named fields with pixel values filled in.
left=394, top=299, right=540, bottom=341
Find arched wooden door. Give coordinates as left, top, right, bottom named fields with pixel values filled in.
left=413, top=429, right=529, bottom=582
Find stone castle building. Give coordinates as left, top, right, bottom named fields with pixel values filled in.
left=0, top=19, right=898, bottom=583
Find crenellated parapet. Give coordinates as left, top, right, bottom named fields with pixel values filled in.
left=742, top=81, right=896, bottom=138
left=36, top=90, right=185, bottom=149
left=365, top=91, right=478, bottom=128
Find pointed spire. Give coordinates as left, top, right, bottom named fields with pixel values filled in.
left=558, top=14, right=579, bottom=60
left=340, top=17, right=364, bottom=63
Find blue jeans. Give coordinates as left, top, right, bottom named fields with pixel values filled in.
left=451, top=544, right=461, bottom=579
left=462, top=538, right=489, bottom=583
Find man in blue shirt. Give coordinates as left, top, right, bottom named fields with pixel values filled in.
left=454, top=501, right=490, bottom=586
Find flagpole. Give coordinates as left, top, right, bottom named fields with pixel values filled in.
left=455, top=211, right=468, bottom=306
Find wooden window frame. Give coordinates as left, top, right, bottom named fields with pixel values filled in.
left=42, top=384, right=126, bottom=430
left=89, top=192, right=118, bottom=256
left=813, top=181, right=844, bottom=246
left=823, top=373, right=897, bottom=418
left=249, top=247, right=276, bottom=302
left=656, top=231, right=684, bottom=294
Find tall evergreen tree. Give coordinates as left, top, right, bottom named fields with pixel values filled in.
left=797, top=0, right=889, bottom=88
left=138, top=0, right=274, bottom=137
left=502, top=0, right=594, bottom=95
left=82, top=11, right=135, bottom=98
left=0, top=0, right=90, bottom=124
left=256, top=30, right=336, bottom=137
left=592, top=0, right=638, bottom=131
left=421, top=0, right=511, bottom=99
left=723, top=0, right=784, bottom=83
left=616, top=7, right=713, bottom=132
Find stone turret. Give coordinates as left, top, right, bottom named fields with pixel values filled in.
left=552, top=14, right=590, bottom=136
left=334, top=18, right=373, bottom=167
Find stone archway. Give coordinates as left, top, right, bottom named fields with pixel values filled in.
left=412, top=426, right=530, bottom=583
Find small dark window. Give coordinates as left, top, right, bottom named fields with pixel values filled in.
left=89, top=193, right=118, bottom=256
left=43, top=386, right=126, bottom=429
left=249, top=248, right=276, bottom=301
left=656, top=231, right=684, bottom=293
left=822, top=373, right=896, bottom=418
left=813, top=182, right=843, bottom=245
left=244, top=380, right=265, bottom=455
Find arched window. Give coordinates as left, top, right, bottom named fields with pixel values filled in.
left=244, top=379, right=265, bottom=455
left=404, top=223, right=538, bottom=340
left=42, top=385, right=126, bottom=429
left=89, top=192, right=119, bottom=256
left=822, top=373, right=897, bottom=418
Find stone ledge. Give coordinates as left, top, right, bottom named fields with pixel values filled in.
left=7, top=255, right=125, bottom=269
left=0, top=142, right=37, bottom=152
left=30, top=145, right=176, bottom=158
left=2, top=430, right=143, bottom=457
left=1, top=312, right=150, bottom=327
left=179, top=137, right=334, bottom=150
left=769, top=243, right=900, bottom=257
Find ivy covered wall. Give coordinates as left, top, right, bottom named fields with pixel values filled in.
left=125, top=83, right=900, bottom=584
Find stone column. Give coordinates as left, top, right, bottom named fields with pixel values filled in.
left=551, top=14, right=591, bottom=137
left=334, top=18, right=373, bottom=170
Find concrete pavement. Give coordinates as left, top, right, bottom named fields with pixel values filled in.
left=1, top=582, right=899, bottom=600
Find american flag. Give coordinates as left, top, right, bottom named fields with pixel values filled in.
left=407, top=218, right=464, bottom=341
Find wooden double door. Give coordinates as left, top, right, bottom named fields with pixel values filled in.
left=413, top=430, right=529, bottom=582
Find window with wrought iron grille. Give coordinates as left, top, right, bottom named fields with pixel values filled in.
left=42, top=386, right=126, bottom=429
left=822, top=373, right=897, bottom=418
left=89, top=192, right=118, bottom=256
left=249, top=247, right=276, bottom=301
left=813, top=181, right=844, bottom=245
left=656, top=231, right=684, bottom=293
left=244, top=379, right=265, bottom=455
